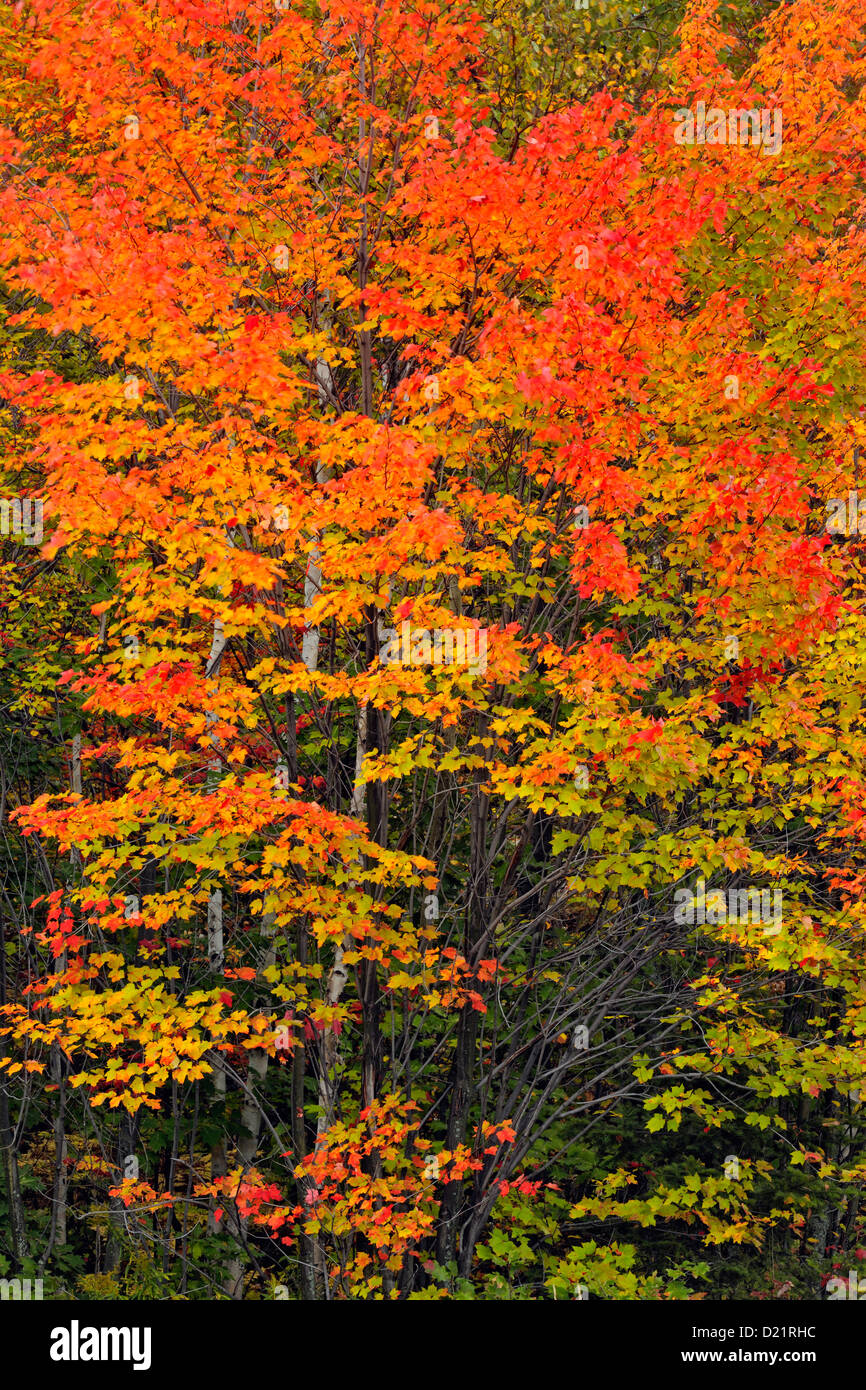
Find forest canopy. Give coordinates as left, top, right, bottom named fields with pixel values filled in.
left=0, top=0, right=865, bottom=1305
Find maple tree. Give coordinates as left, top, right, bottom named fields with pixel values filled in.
left=0, top=0, right=865, bottom=1303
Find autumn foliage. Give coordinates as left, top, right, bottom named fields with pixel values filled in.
left=0, top=0, right=866, bottom=1300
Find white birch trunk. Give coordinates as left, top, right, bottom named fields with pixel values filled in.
left=205, top=617, right=228, bottom=1238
